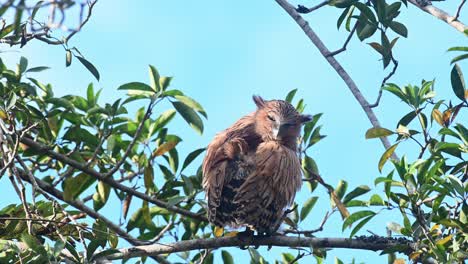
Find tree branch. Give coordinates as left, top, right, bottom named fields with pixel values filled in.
left=407, top=0, right=468, bottom=33
left=274, top=0, right=396, bottom=156
left=296, top=1, right=329, bottom=14
left=453, top=0, right=466, bottom=22
left=17, top=170, right=144, bottom=246
left=19, top=137, right=207, bottom=222
left=97, top=235, right=414, bottom=261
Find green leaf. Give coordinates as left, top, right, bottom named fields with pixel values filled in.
left=350, top=214, right=375, bottom=237
left=343, top=185, right=370, bottom=204
left=118, top=82, right=154, bottom=92
left=337, top=7, right=351, bottom=29
left=342, top=210, right=375, bottom=231
left=365, top=127, right=394, bottom=139
left=25, top=66, right=50, bottom=73
left=46, top=97, right=75, bottom=112
left=389, top=21, right=408, bottom=37
left=221, top=250, right=234, bottom=264
left=149, top=65, right=161, bottom=92
left=19, top=56, right=28, bottom=74
left=354, top=2, right=376, bottom=22
left=66, top=50, right=72, bottom=67
left=357, top=21, right=377, bottom=41
left=397, top=111, right=417, bottom=127
left=451, top=54, right=468, bottom=64
left=93, top=181, right=110, bottom=211
left=181, top=148, right=205, bottom=172
left=0, top=24, right=14, bottom=39
left=378, top=143, right=399, bottom=172
left=53, top=240, right=66, bottom=257
left=448, top=46, right=468, bottom=52
left=21, top=233, right=40, bottom=251
left=6, top=92, right=17, bottom=111
left=335, top=257, right=344, bottom=264
left=450, top=64, right=466, bottom=101
left=285, top=88, right=298, bottom=103
left=63, top=173, right=96, bottom=201
left=447, top=175, right=464, bottom=196
left=172, top=101, right=204, bottom=134
left=75, top=55, right=100, bottom=81
left=300, top=196, right=319, bottom=221
left=369, top=194, right=384, bottom=205
left=174, top=95, right=207, bottom=118
left=335, top=180, right=348, bottom=200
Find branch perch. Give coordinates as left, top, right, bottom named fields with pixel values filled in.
left=98, top=235, right=414, bottom=261
left=407, top=0, right=468, bottom=33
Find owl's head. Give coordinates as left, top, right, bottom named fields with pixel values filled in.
left=252, top=95, right=312, bottom=146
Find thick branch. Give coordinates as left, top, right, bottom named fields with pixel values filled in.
left=407, top=0, right=467, bottom=33
left=19, top=137, right=207, bottom=222
left=274, top=0, right=395, bottom=154
left=98, top=235, right=414, bottom=261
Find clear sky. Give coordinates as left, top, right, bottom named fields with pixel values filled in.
left=1, top=0, right=467, bottom=263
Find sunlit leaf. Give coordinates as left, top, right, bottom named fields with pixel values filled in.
left=365, top=127, right=394, bottom=139
left=378, top=143, right=399, bottom=172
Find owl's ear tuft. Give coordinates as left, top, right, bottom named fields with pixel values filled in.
left=252, top=95, right=266, bottom=109
left=300, top=114, right=313, bottom=123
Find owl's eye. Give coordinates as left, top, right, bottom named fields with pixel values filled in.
left=267, top=115, right=276, bottom=122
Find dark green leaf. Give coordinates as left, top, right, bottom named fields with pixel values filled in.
left=337, top=7, right=351, bottom=29
left=451, top=54, right=468, bottom=64
left=181, top=148, right=205, bottom=172
left=450, top=64, right=466, bottom=101
left=350, top=215, right=375, bottom=237
left=389, top=21, right=408, bottom=37
left=300, top=196, right=319, bottom=221
left=25, top=66, right=50, bottom=73
left=342, top=210, right=375, bottom=231
left=343, top=185, right=370, bottom=204
left=221, top=250, right=234, bottom=264
left=285, top=88, right=298, bottom=103
left=172, top=101, right=204, bottom=134
left=75, top=55, right=100, bottom=81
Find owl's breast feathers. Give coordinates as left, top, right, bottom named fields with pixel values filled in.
left=203, top=121, right=302, bottom=233
left=233, top=141, right=302, bottom=233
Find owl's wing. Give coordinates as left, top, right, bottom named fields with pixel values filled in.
left=202, top=130, right=249, bottom=225
left=234, top=141, right=302, bottom=233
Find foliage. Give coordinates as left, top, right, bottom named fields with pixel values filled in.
left=0, top=0, right=467, bottom=263
left=363, top=65, right=468, bottom=262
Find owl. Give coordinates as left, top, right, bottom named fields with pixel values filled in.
left=202, top=95, right=312, bottom=235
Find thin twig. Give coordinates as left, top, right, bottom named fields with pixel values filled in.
left=370, top=56, right=399, bottom=108
left=296, top=1, right=329, bottom=14
left=453, top=0, right=466, bottom=22
left=326, top=23, right=358, bottom=57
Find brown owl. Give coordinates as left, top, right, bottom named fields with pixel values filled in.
left=202, top=95, right=312, bottom=235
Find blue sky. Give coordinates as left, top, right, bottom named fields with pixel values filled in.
left=1, top=0, right=467, bottom=263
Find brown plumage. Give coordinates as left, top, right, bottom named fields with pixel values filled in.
left=202, top=95, right=312, bottom=234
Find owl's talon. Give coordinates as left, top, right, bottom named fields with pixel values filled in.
left=237, top=227, right=254, bottom=249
